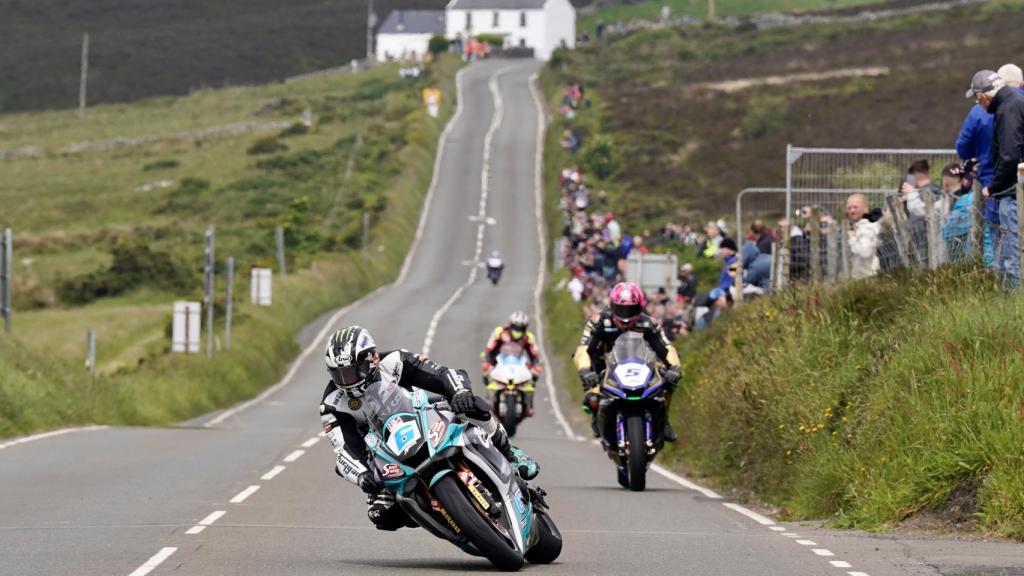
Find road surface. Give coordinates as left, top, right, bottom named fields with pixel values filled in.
left=1, top=60, right=1021, bottom=576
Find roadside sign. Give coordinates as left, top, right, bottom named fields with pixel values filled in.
left=251, top=268, right=272, bottom=306
left=422, top=88, right=441, bottom=118
left=172, top=301, right=201, bottom=353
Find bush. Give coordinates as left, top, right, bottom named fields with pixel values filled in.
left=740, top=95, right=788, bottom=140
left=142, top=158, right=181, bottom=172
left=157, top=177, right=211, bottom=214
left=581, top=135, right=621, bottom=180
left=475, top=33, right=504, bottom=47
left=247, top=136, right=288, bottom=155
left=278, top=123, right=309, bottom=138
left=57, top=237, right=197, bottom=304
left=428, top=34, right=450, bottom=55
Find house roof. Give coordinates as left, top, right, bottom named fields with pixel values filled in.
left=448, top=0, right=548, bottom=9
left=378, top=10, right=446, bottom=35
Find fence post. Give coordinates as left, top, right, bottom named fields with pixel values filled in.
left=204, top=226, right=215, bottom=359
left=362, top=212, right=370, bottom=262
left=781, top=229, right=791, bottom=288
left=275, top=225, right=287, bottom=277
left=840, top=219, right=853, bottom=281
left=884, top=195, right=911, bottom=268
left=85, top=329, right=96, bottom=373
left=809, top=207, right=821, bottom=281
left=972, top=179, right=985, bottom=262
left=1017, top=174, right=1024, bottom=288
left=225, top=256, right=234, bottom=350
left=733, top=254, right=743, bottom=306
left=825, top=228, right=837, bottom=282
left=923, top=188, right=938, bottom=270
left=2, top=227, right=11, bottom=334
left=769, top=241, right=777, bottom=290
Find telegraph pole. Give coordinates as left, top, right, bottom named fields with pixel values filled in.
left=708, top=0, right=716, bottom=20
left=225, top=256, right=234, bottom=350
left=79, top=33, right=89, bottom=120
left=1, top=228, right=11, bottom=334
left=204, top=226, right=215, bottom=359
left=366, top=0, right=376, bottom=64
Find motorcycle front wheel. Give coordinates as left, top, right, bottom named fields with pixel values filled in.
left=503, top=393, right=519, bottom=437
left=626, top=414, right=647, bottom=492
left=433, top=474, right=524, bottom=571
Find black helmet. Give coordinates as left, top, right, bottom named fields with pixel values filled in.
left=325, top=326, right=379, bottom=396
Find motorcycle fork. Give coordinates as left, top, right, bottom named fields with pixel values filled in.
left=615, top=412, right=626, bottom=453
left=644, top=411, right=656, bottom=455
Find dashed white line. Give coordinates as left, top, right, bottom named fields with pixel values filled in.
left=283, top=450, right=305, bottom=462
left=301, top=437, right=321, bottom=448
left=831, top=561, right=853, bottom=568
left=813, top=549, right=835, bottom=557
left=0, top=425, right=108, bottom=451
left=782, top=532, right=800, bottom=537
left=848, top=572, right=871, bottom=576
left=198, top=510, right=226, bottom=525
left=769, top=526, right=787, bottom=532
left=722, top=502, right=775, bottom=525
left=230, top=485, right=260, bottom=504
left=127, top=547, right=177, bottom=576
left=262, top=465, right=287, bottom=480
left=796, top=539, right=818, bottom=546
left=185, top=525, right=206, bottom=535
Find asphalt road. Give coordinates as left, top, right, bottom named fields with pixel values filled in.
left=2, top=60, right=1022, bottom=576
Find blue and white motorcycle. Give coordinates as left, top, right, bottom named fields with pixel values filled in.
left=362, top=383, right=561, bottom=571
left=595, top=332, right=669, bottom=492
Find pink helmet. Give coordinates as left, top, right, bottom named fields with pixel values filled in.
left=609, top=282, right=646, bottom=328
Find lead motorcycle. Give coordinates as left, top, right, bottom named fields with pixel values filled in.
left=361, top=382, right=561, bottom=571
left=593, top=332, right=669, bottom=492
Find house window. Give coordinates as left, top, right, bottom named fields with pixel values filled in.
left=519, top=38, right=526, bottom=47
left=466, top=12, right=472, bottom=30
left=493, top=11, right=500, bottom=27
left=520, top=12, right=527, bottom=27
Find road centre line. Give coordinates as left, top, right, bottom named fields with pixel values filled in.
left=126, top=547, right=177, bottom=576
left=796, top=539, right=818, bottom=546
left=230, top=485, right=260, bottom=504
left=283, top=450, right=304, bottom=462
left=813, top=549, right=835, bottom=556
left=849, top=572, right=871, bottom=576
left=831, top=561, right=853, bottom=567
left=301, top=436, right=320, bottom=448
left=198, top=510, right=226, bottom=526
left=769, top=526, right=787, bottom=531
left=261, top=465, right=286, bottom=480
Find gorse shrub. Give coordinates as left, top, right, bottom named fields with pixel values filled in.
left=57, top=237, right=196, bottom=304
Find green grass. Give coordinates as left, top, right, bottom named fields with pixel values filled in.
left=0, top=56, right=461, bottom=438
left=578, top=0, right=885, bottom=33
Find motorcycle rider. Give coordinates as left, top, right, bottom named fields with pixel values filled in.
left=320, top=326, right=539, bottom=531
left=573, top=282, right=682, bottom=441
left=481, top=311, right=543, bottom=416
left=486, top=250, right=504, bottom=285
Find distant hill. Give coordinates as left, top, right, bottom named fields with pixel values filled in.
left=0, top=0, right=449, bottom=112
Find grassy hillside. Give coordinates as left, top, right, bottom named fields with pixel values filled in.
left=548, top=0, right=1024, bottom=222
left=0, top=57, right=460, bottom=438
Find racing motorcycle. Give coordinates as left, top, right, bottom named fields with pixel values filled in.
left=362, top=383, right=561, bottom=571
left=486, top=252, right=504, bottom=286
left=487, top=342, right=535, bottom=438
left=593, top=332, right=669, bottom=492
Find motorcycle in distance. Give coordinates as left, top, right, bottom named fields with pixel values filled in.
left=592, top=332, right=669, bottom=492
left=487, top=342, right=535, bottom=438
left=486, top=251, right=504, bottom=286
left=361, top=382, right=561, bottom=571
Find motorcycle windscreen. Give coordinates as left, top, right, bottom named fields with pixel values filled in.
left=607, top=332, right=658, bottom=396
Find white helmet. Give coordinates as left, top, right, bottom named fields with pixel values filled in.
left=325, top=326, right=379, bottom=396
left=508, top=311, right=529, bottom=336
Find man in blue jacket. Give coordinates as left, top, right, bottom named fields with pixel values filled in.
left=716, top=237, right=739, bottom=293
left=956, top=78, right=997, bottom=266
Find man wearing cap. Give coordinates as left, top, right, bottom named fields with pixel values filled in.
left=968, top=69, right=1024, bottom=288
left=676, top=263, right=697, bottom=303
left=715, top=238, right=739, bottom=292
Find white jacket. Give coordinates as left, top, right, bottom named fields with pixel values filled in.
left=848, top=218, right=881, bottom=279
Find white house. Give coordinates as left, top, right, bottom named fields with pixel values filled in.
left=445, top=0, right=575, bottom=61
left=375, top=10, right=446, bottom=62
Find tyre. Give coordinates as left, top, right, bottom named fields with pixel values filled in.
left=626, top=414, right=647, bottom=492
left=433, top=475, right=524, bottom=571
left=524, top=511, right=562, bottom=564
left=503, top=393, right=519, bottom=438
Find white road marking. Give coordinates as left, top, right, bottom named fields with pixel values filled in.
left=769, top=526, right=787, bottom=531
left=651, top=464, right=723, bottom=499
left=262, top=465, right=287, bottom=480
left=796, top=539, right=818, bottom=546
left=0, top=425, right=108, bottom=451
left=204, top=68, right=470, bottom=429
left=198, top=510, right=226, bottom=525
left=813, top=549, right=835, bottom=557
left=230, top=485, right=260, bottom=504
left=127, top=547, right=177, bottom=576
left=185, top=525, right=206, bottom=535
left=527, top=72, right=584, bottom=443
left=831, top=561, right=853, bottom=568
left=301, top=437, right=320, bottom=448
left=782, top=533, right=800, bottom=537
left=722, top=502, right=776, bottom=525
left=848, top=572, right=871, bottom=576
left=422, top=66, right=512, bottom=355
left=283, top=450, right=305, bottom=462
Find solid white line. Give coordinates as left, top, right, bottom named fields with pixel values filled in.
left=262, top=465, right=287, bottom=480
left=782, top=533, right=800, bottom=537
left=650, top=464, right=723, bottom=499
left=0, top=425, right=108, bottom=451
left=831, top=561, right=853, bottom=568
left=422, top=66, right=512, bottom=355
left=527, top=71, right=584, bottom=443
left=848, top=572, right=871, bottom=576
left=204, top=68, right=470, bottom=429
left=185, top=525, right=206, bottom=535
left=230, top=485, right=260, bottom=504
left=283, top=449, right=305, bottom=462
left=769, top=526, right=787, bottom=532
left=722, top=502, right=776, bottom=525
left=796, top=539, right=818, bottom=546
left=301, top=436, right=321, bottom=448
left=198, top=510, right=226, bottom=526
left=813, top=549, right=835, bottom=557
left=127, top=547, right=177, bottom=576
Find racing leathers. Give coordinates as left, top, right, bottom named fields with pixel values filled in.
left=481, top=326, right=542, bottom=415
left=572, top=310, right=682, bottom=440
left=320, top=350, right=537, bottom=530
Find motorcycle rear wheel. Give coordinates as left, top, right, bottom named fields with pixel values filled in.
left=433, top=475, right=525, bottom=571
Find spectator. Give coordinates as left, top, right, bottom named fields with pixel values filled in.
left=694, top=288, right=731, bottom=331
left=957, top=69, right=1003, bottom=267
left=747, top=219, right=776, bottom=254
left=971, top=68, right=1024, bottom=288
left=560, top=129, right=581, bottom=154
left=899, top=159, right=945, bottom=267
left=940, top=161, right=977, bottom=264
left=696, top=222, right=723, bottom=258
left=716, top=238, right=739, bottom=292
left=845, top=193, right=881, bottom=279
left=740, top=240, right=772, bottom=293
left=676, top=263, right=697, bottom=303
left=567, top=275, right=585, bottom=302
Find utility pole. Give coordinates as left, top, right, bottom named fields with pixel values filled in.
left=275, top=225, right=287, bottom=277
left=79, top=33, right=89, bottom=120
left=366, top=0, right=376, bottom=64
left=225, top=256, right=234, bottom=349
left=85, top=329, right=96, bottom=373
left=362, top=212, right=370, bottom=262
left=1, top=227, right=11, bottom=334
left=204, top=226, right=215, bottom=359
left=708, top=0, right=716, bottom=20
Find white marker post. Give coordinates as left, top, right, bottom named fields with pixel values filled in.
left=250, top=268, right=272, bottom=306
left=172, top=301, right=201, bottom=353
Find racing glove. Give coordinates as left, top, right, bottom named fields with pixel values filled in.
left=579, top=368, right=599, bottom=390
left=356, top=471, right=382, bottom=494
left=663, top=365, right=681, bottom=388
left=450, top=389, right=476, bottom=414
